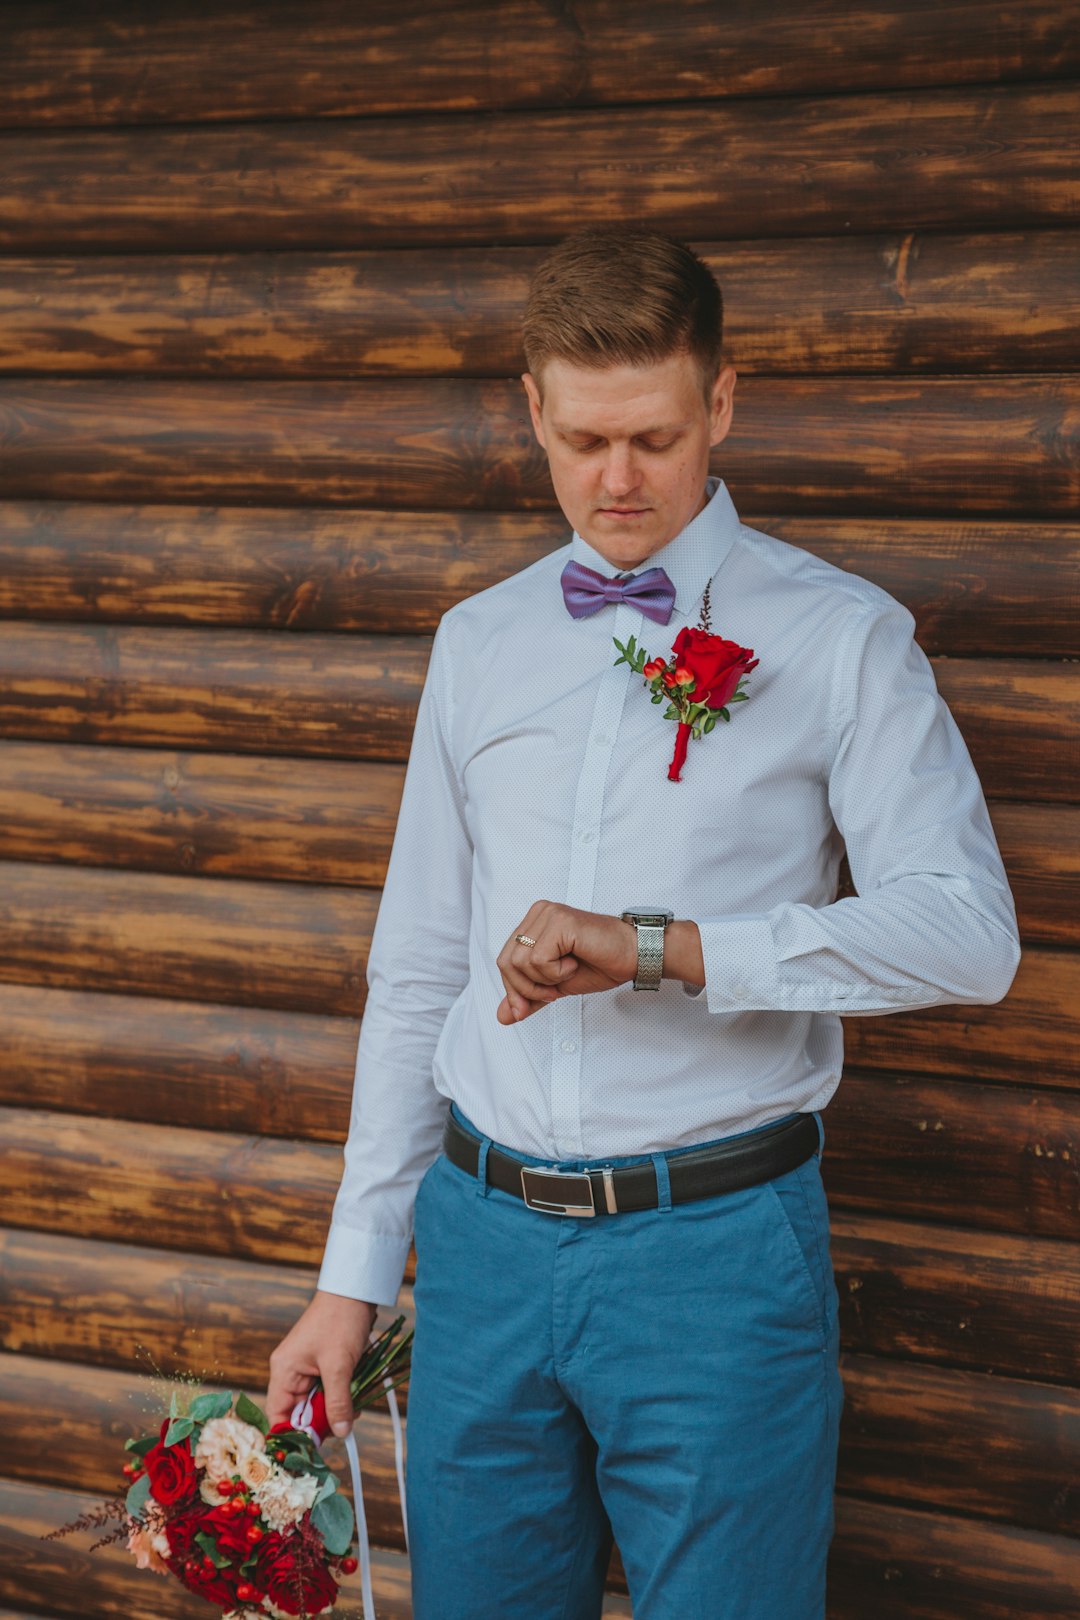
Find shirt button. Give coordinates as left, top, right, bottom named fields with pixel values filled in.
left=594, top=733, right=610, bottom=747
left=732, top=983, right=748, bottom=1000
left=561, top=1039, right=577, bottom=1053
left=578, top=829, right=595, bottom=844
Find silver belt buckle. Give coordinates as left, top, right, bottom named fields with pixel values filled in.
left=520, top=1164, right=596, bottom=1217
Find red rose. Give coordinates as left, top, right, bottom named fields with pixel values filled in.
left=255, top=1528, right=339, bottom=1616
left=670, top=626, right=758, bottom=710
left=162, top=1505, right=200, bottom=1570
left=181, top=1557, right=242, bottom=1609
left=203, top=1502, right=257, bottom=1560
left=163, top=1506, right=244, bottom=1607
left=143, top=1429, right=198, bottom=1508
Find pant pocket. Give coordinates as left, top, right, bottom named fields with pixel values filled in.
left=764, top=1161, right=831, bottom=1352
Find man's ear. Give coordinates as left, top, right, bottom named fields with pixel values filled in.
left=708, top=364, right=737, bottom=449
left=521, top=372, right=547, bottom=448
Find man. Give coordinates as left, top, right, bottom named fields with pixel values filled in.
left=267, top=229, right=1020, bottom=1618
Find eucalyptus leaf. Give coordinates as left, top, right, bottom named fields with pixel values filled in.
left=189, top=1390, right=233, bottom=1423
left=284, top=1451, right=316, bottom=1474
left=235, top=1392, right=270, bottom=1435
left=125, top=1435, right=157, bottom=1458
left=314, top=1471, right=338, bottom=1505
left=312, top=1491, right=355, bottom=1557
left=125, top=1473, right=151, bottom=1519
left=164, top=1416, right=195, bottom=1447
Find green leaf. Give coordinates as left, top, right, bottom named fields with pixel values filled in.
left=169, top=1390, right=179, bottom=1419
left=283, top=1451, right=317, bottom=1474
left=235, top=1392, right=270, bottom=1435
left=125, top=1473, right=151, bottom=1519
left=314, top=1472, right=338, bottom=1506
left=164, top=1417, right=195, bottom=1447
left=189, top=1390, right=233, bottom=1423
left=124, top=1435, right=157, bottom=1458
left=195, top=1530, right=232, bottom=1570
left=721, top=708, right=731, bottom=722
left=312, top=1491, right=355, bottom=1557
left=650, top=692, right=664, bottom=703
left=703, top=715, right=715, bottom=733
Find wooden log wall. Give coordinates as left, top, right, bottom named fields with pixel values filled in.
left=0, top=3, right=1077, bottom=1615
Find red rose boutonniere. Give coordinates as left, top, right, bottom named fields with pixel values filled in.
left=613, top=579, right=758, bottom=781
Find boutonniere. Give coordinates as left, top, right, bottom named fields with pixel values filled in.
left=613, top=580, right=758, bottom=781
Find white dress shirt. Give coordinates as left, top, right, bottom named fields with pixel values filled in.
left=319, top=476, right=1021, bottom=1306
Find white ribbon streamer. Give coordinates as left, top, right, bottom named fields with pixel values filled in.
left=289, top=1332, right=409, bottom=1620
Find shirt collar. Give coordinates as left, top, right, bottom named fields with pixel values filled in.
left=567, top=476, right=740, bottom=617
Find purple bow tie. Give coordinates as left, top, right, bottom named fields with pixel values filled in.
left=561, top=558, right=677, bottom=625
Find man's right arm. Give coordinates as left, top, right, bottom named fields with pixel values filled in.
left=266, top=614, right=473, bottom=1429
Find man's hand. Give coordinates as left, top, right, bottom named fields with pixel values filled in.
left=267, top=1289, right=376, bottom=1438
left=496, top=901, right=638, bottom=1023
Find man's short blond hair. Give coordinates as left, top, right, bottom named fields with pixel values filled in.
left=522, top=228, right=724, bottom=403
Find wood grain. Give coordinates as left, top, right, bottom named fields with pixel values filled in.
left=0, top=984, right=357, bottom=1140
left=833, top=1213, right=1080, bottom=1383
left=4, top=1, right=1077, bottom=127
left=1, top=502, right=1077, bottom=658
left=0, top=1228, right=333, bottom=1384
left=0, top=740, right=404, bottom=887
left=1, top=84, right=1076, bottom=251
left=0, top=1108, right=339, bottom=1266
left=2, top=376, right=1078, bottom=515
left=0, top=625, right=431, bottom=761
left=836, top=1352, right=1080, bottom=1538
left=828, top=1494, right=1080, bottom=1620
left=823, top=1071, right=1080, bottom=1241
left=0, top=860, right=375, bottom=1015
left=4, top=233, right=1079, bottom=377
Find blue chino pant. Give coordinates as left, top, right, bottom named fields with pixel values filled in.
left=406, top=1104, right=843, bottom=1619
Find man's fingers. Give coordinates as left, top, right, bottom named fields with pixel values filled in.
left=320, top=1358, right=358, bottom=1437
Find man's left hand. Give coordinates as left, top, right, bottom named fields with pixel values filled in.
left=496, top=901, right=638, bottom=1024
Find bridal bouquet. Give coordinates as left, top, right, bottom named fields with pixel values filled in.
left=51, top=1315, right=412, bottom=1620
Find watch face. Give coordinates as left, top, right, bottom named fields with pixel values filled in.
left=623, top=910, right=674, bottom=927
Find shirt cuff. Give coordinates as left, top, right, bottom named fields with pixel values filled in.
left=692, top=914, right=780, bottom=1013
left=317, top=1220, right=413, bottom=1309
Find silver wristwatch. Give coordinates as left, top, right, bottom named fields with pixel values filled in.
left=620, top=908, right=675, bottom=991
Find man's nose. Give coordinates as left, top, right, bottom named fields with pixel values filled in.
left=601, top=445, right=640, bottom=497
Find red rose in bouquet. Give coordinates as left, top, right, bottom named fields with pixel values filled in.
left=144, top=1419, right=198, bottom=1507
left=256, top=1527, right=340, bottom=1616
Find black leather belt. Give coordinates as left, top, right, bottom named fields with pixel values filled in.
left=442, top=1109, right=819, bottom=1217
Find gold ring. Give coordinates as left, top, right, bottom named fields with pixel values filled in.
left=515, top=933, right=537, bottom=947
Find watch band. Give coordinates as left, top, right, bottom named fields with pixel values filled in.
left=621, top=909, right=674, bottom=990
